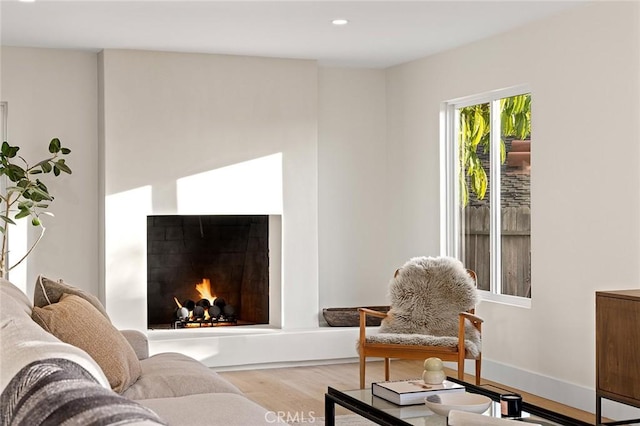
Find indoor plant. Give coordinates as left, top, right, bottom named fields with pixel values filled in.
left=0, top=138, right=72, bottom=278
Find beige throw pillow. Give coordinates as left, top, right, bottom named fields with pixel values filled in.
left=31, top=293, right=141, bottom=393
left=33, top=275, right=110, bottom=320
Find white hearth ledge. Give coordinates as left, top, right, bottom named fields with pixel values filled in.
left=148, top=326, right=373, bottom=369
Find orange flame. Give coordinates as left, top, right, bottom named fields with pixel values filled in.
left=195, top=278, right=216, bottom=305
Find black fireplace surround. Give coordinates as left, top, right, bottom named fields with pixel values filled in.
left=147, top=215, right=269, bottom=329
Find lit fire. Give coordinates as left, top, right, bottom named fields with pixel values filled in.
left=195, top=278, right=217, bottom=305
left=174, top=278, right=217, bottom=324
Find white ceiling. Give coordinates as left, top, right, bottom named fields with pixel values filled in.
left=1, top=0, right=586, bottom=68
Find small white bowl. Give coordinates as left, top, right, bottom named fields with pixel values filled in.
left=425, top=392, right=492, bottom=417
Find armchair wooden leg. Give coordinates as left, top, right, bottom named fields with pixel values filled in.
left=384, top=358, right=390, bottom=381
left=360, top=354, right=366, bottom=389
left=475, top=358, right=481, bottom=385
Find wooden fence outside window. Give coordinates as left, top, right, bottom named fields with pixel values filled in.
left=463, top=205, right=531, bottom=297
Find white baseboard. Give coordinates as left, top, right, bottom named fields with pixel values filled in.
left=213, top=357, right=360, bottom=372
left=475, top=359, right=640, bottom=424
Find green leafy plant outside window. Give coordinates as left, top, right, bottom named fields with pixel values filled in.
left=0, top=138, right=72, bottom=277
left=459, top=94, right=531, bottom=206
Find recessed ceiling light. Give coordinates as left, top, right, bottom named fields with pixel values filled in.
left=19, top=0, right=36, bottom=2
left=331, top=19, right=349, bottom=26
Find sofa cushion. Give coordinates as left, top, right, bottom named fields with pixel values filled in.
left=121, top=329, right=150, bottom=360
left=34, top=274, right=110, bottom=319
left=1, top=358, right=166, bottom=426
left=1, top=278, right=32, bottom=319
left=0, top=279, right=110, bottom=392
left=139, top=393, right=273, bottom=426
left=123, top=352, right=243, bottom=400
left=32, top=293, right=142, bottom=393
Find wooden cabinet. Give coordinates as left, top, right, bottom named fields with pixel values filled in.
left=595, top=290, right=640, bottom=425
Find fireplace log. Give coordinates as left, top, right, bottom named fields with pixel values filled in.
left=223, top=304, right=235, bottom=316
left=182, top=299, right=196, bottom=311
left=213, top=298, right=226, bottom=308
left=193, top=305, right=205, bottom=319
left=176, top=307, right=189, bottom=320
left=208, top=305, right=221, bottom=318
left=196, top=299, right=211, bottom=309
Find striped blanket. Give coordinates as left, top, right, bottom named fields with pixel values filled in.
left=0, top=358, right=166, bottom=426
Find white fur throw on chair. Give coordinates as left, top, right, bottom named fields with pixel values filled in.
left=368, top=256, right=481, bottom=357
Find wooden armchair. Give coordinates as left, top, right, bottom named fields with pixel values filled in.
left=357, top=256, right=483, bottom=388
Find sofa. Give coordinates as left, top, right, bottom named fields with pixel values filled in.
left=0, top=277, right=280, bottom=425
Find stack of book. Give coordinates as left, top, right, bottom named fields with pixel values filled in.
left=372, top=379, right=465, bottom=406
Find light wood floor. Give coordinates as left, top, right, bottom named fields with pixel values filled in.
left=219, top=359, right=597, bottom=424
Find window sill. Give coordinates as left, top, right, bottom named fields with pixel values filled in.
left=478, top=290, right=532, bottom=308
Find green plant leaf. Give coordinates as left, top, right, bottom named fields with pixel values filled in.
left=459, top=173, right=469, bottom=207
left=476, top=167, right=488, bottom=200
left=49, top=138, right=61, bottom=153
left=471, top=112, right=485, bottom=149
left=15, top=209, right=30, bottom=219
left=55, top=159, right=72, bottom=174
left=1, top=142, right=19, bottom=158
left=6, top=185, right=25, bottom=194
left=5, top=164, right=26, bottom=182
left=28, top=187, right=53, bottom=202
left=8, top=146, right=19, bottom=158
left=36, top=180, right=48, bottom=192
left=516, top=114, right=527, bottom=139
left=53, top=165, right=60, bottom=176
left=0, top=215, right=16, bottom=225
left=41, top=162, right=53, bottom=173
left=61, top=147, right=71, bottom=155
left=31, top=217, right=41, bottom=226
left=29, top=169, right=43, bottom=174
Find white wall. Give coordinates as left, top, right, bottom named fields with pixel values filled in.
left=99, top=50, right=319, bottom=331
left=317, top=67, right=394, bottom=312
left=0, top=47, right=99, bottom=296
left=386, top=0, right=640, bottom=416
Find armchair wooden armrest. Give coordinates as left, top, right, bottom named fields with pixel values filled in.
left=459, top=312, right=483, bottom=324
left=458, top=312, right=483, bottom=336
left=358, top=307, right=388, bottom=343
left=358, top=307, right=388, bottom=319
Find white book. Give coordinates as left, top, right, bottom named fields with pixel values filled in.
left=372, top=379, right=465, bottom=406
left=371, top=395, right=439, bottom=419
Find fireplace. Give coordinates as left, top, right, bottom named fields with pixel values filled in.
left=146, top=215, right=269, bottom=329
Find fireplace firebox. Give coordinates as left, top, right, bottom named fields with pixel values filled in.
left=146, top=215, right=269, bottom=329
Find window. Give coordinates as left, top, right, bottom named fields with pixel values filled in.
left=442, top=87, right=531, bottom=305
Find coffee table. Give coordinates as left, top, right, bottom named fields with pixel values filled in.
left=325, top=377, right=591, bottom=426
